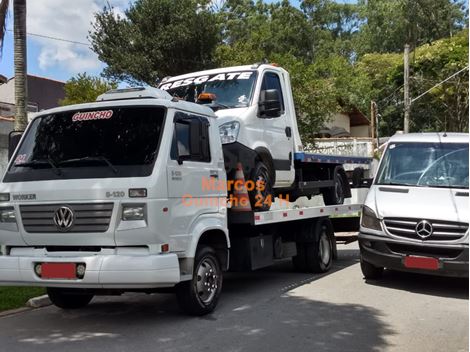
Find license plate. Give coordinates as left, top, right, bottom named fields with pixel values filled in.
left=41, top=263, right=77, bottom=279
left=403, top=256, right=439, bottom=270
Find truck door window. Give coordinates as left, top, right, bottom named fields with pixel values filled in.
left=261, top=72, right=285, bottom=112
left=171, top=113, right=211, bottom=163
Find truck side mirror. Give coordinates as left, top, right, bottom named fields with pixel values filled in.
left=259, top=89, right=282, bottom=118
left=8, top=131, right=24, bottom=161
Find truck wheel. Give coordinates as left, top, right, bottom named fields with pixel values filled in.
left=306, top=227, right=333, bottom=273
left=47, top=288, right=93, bottom=309
left=322, top=168, right=345, bottom=205
left=176, top=246, right=223, bottom=316
left=360, top=258, right=384, bottom=280
left=352, top=167, right=364, bottom=188
left=249, top=161, right=274, bottom=212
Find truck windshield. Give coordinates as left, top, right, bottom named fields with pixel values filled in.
left=159, top=71, right=256, bottom=109
left=376, top=142, right=469, bottom=189
left=4, top=106, right=166, bottom=182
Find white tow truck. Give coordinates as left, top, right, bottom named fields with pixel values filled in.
left=0, top=86, right=362, bottom=315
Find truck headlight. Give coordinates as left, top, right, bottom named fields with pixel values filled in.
left=122, top=205, right=145, bottom=221
left=219, top=121, right=240, bottom=144
left=0, top=193, right=10, bottom=201
left=0, top=207, right=16, bottom=223
left=361, top=206, right=382, bottom=231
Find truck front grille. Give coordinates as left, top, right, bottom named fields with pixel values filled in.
left=20, top=203, right=114, bottom=233
left=383, top=218, right=468, bottom=241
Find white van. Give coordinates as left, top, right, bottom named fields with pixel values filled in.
left=359, top=132, right=469, bottom=278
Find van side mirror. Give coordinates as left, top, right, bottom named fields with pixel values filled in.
left=8, top=131, right=23, bottom=161
left=259, top=89, right=282, bottom=118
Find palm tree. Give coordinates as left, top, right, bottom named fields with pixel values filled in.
left=0, top=0, right=28, bottom=131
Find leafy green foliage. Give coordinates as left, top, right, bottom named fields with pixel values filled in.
left=90, top=0, right=220, bottom=85
left=89, top=0, right=468, bottom=136
left=60, top=73, right=118, bottom=106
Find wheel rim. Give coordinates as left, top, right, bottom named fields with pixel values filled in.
left=319, top=233, right=331, bottom=265
left=195, top=257, right=219, bottom=305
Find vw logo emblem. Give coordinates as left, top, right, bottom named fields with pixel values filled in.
left=53, top=206, right=74, bottom=232
left=415, top=220, right=433, bottom=239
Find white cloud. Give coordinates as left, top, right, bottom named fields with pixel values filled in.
left=26, top=0, right=130, bottom=75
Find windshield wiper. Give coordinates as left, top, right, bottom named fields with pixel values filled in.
left=58, top=156, right=118, bottom=174
left=14, top=158, right=62, bottom=176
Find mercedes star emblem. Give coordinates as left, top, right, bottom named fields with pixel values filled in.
left=415, top=220, right=433, bottom=239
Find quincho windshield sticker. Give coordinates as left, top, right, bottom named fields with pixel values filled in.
left=72, top=110, right=113, bottom=122
left=159, top=71, right=254, bottom=91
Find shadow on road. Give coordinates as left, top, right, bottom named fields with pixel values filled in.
left=4, top=294, right=395, bottom=352
left=363, top=270, right=468, bottom=300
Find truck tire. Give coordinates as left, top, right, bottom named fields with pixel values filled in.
left=360, top=258, right=384, bottom=280
left=249, top=161, right=274, bottom=212
left=293, top=225, right=333, bottom=273
left=322, top=167, right=345, bottom=205
left=47, top=288, right=94, bottom=309
left=352, top=167, right=364, bottom=188
left=176, top=246, right=223, bottom=316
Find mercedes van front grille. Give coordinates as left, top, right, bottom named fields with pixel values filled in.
left=383, top=218, right=468, bottom=241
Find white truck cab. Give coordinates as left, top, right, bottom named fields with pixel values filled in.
left=159, top=63, right=351, bottom=209
left=359, top=132, right=469, bottom=278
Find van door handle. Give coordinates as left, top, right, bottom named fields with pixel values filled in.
left=285, top=126, right=292, bottom=137
left=210, top=170, right=219, bottom=179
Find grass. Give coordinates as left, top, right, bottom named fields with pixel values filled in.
left=0, top=287, right=45, bottom=312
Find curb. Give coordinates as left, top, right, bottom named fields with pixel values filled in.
left=26, top=294, right=51, bottom=308
left=0, top=307, right=31, bottom=318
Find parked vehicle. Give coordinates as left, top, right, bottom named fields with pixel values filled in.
left=359, top=132, right=469, bottom=278
left=0, top=87, right=362, bottom=315
left=159, top=63, right=352, bottom=209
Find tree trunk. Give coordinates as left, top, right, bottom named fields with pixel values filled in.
left=13, top=0, right=27, bottom=131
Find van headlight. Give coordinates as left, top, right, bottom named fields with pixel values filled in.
left=219, top=121, right=240, bottom=144
left=361, top=206, right=382, bottom=231
left=122, top=205, right=146, bottom=221
left=0, top=207, right=16, bottom=223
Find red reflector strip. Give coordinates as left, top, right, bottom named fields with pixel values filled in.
left=255, top=215, right=261, bottom=221
left=299, top=211, right=304, bottom=216
left=283, top=212, right=288, bottom=217
left=335, top=207, right=339, bottom=211
left=320, top=209, right=324, bottom=213
left=403, top=256, right=439, bottom=270
left=41, top=263, right=76, bottom=279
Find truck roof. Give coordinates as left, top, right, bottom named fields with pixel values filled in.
left=161, top=64, right=286, bottom=84
left=388, top=132, right=469, bottom=144
left=29, top=95, right=216, bottom=120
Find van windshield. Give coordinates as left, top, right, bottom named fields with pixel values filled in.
left=4, top=106, right=166, bottom=182
left=159, top=71, right=256, bottom=109
left=376, top=142, right=469, bottom=189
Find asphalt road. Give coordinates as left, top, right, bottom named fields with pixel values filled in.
left=0, top=242, right=468, bottom=352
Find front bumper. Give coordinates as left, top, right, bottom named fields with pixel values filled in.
left=0, top=249, right=181, bottom=288
left=359, top=233, right=469, bottom=278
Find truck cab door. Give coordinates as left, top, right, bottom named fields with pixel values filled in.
left=166, top=112, right=224, bottom=251
left=259, top=71, right=294, bottom=187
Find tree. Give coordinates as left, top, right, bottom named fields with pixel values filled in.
left=356, top=0, right=467, bottom=54
left=59, top=73, right=118, bottom=106
left=90, top=0, right=220, bottom=85
left=0, top=0, right=28, bottom=131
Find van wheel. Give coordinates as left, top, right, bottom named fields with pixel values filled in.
left=176, top=246, right=223, bottom=316
left=360, top=258, right=384, bottom=280
left=322, top=168, right=345, bottom=205
left=249, top=161, right=274, bottom=212
left=47, top=288, right=93, bottom=309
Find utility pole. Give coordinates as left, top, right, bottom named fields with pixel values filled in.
left=403, top=44, right=410, bottom=133
left=370, top=100, right=376, bottom=149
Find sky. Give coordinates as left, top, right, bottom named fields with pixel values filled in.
left=0, top=0, right=355, bottom=83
